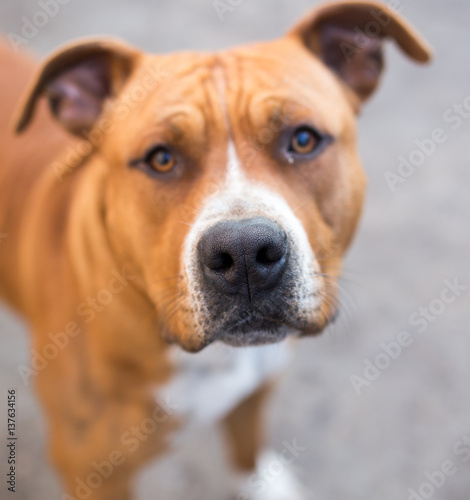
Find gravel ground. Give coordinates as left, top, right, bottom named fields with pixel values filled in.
left=0, top=1, right=469, bottom=499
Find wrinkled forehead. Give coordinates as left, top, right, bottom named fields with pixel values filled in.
left=124, top=40, right=351, bottom=140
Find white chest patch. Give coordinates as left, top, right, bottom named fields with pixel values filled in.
left=156, top=341, right=291, bottom=430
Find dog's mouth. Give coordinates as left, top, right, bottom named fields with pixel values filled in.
left=216, top=307, right=291, bottom=346
left=197, top=288, right=333, bottom=347
left=159, top=287, right=335, bottom=352
left=219, top=326, right=290, bottom=347
left=230, top=313, right=283, bottom=332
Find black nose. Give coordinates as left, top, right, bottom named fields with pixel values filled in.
left=197, top=217, right=289, bottom=301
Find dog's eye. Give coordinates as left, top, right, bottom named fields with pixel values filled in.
left=289, top=127, right=320, bottom=155
left=146, top=147, right=175, bottom=173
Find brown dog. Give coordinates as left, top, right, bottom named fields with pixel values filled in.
left=0, top=2, right=431, bottom=499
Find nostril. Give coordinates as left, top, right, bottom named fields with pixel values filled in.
left=209, top=252, right=234, bottom=272
left=256, top=245, right=278, bottom=265
left=255, top=240, right=287, bottom=266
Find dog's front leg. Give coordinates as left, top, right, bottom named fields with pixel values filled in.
left=222, top=383, right=272, bottom=474
left=35, top=353, right=178, bottom=500
left=223, top=382, right=306, bottom=500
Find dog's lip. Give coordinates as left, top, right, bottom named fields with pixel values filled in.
left=226, top=308, right=284, bottom=331
left=218, top=321, right=291, bottom=347
left=232, top=317, right=282, bottom=333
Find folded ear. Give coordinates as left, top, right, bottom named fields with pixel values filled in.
left=287, top=1, right=432, bottom=102
left=13, top=37, right=141, bottom=136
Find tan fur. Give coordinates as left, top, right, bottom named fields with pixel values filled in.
left=0, top=3, right=430, bottom=498
left=223, top=382, right=273, bottom=472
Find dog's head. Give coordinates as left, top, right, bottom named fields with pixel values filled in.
left=14, top=1, right=431, bottom=351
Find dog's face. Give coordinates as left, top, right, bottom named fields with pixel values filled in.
left=101, top=44, right=366, bottom=351
left=15, top=1, right=431, bottom=351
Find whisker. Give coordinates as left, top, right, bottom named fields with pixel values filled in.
left=292, top=199, right=308, bottom=214
left=175, top=220, right=194, bottom=228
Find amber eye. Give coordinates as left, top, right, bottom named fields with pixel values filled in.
left=146, top=147, right=175, bottom=173
left=289, top=127, right=319, bottom=155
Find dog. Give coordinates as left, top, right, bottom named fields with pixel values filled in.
left=0, top=1, right=431, bottom=499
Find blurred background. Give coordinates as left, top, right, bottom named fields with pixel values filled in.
left=0, top=0, right=469, bottom=499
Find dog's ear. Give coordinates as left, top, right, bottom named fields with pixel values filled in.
left=13, top=37, right=140, bottom=136
left=287, top=1, right=432, bottom=102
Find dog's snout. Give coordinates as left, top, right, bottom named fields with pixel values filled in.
left=197, top=217, right=289, bottom=299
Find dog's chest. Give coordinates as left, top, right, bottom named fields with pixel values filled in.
left=156, top=342, right=290, bottom=428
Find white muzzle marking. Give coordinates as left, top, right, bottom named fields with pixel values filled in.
left=181, top=141, right=324, bottom=340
